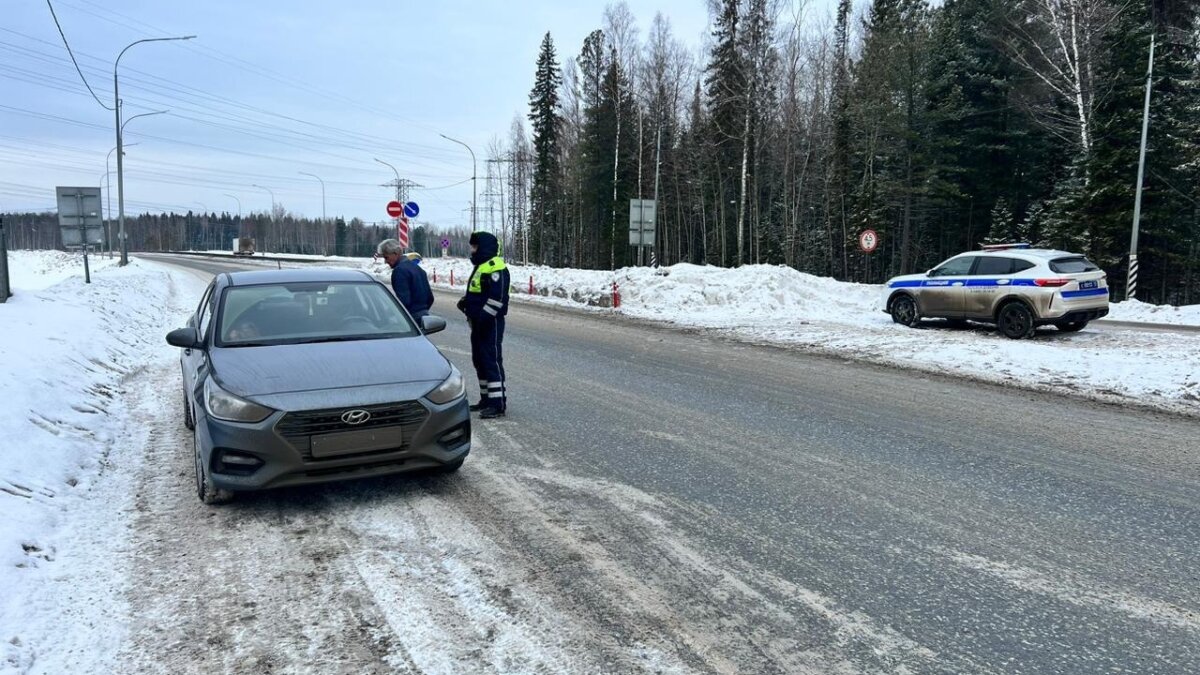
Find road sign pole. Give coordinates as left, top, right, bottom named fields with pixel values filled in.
left=76, top=191, right=91, bottom=284
left=0, top=217, right=10, bottom=303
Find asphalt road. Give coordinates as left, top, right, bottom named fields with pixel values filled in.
left=133, top=254, right=1200, bottom=674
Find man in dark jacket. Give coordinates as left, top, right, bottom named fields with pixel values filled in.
left=377, top=239, right=433, bottom=319
left=457, top=231, right=509, bottom=418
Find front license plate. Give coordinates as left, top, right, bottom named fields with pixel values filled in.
left=310, top=426, right=402, bottom=458
left=1079, top=280, right=1098, bottom=290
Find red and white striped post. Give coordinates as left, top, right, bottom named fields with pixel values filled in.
left=528, top=275, right=534, bottom=294
left=450, top=270, right=455, bottom=286
left=612, top=281, right=621, bottom=309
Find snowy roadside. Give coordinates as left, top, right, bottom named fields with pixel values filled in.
left=393, top=257, right=1200, bottom=417
left=0, top=251, right=206, bottom=673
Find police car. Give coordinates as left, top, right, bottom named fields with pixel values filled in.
left=881, top=244, right=1109, bottom=339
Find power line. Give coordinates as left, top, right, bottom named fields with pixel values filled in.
left=43, top=0, right=113, bottom=110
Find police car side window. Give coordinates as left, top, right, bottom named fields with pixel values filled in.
left=975, top=257, right=1015, bottom=275
left=933, top=256, right=976, bottom=276
left=1012, top=259, right=1035, bottom=273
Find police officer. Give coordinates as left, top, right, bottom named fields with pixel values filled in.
left=377, top=239, right=433, bottom=319
left=457, top=231, right=509, bottom=418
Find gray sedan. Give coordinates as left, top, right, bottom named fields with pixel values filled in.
left=166, top=268, right=469, bottom=504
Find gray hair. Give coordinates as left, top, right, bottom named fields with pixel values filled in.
left=376, top=239, right=403, bottom=256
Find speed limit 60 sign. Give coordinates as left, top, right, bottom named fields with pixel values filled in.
left=859, top=229, right=879, bottom=253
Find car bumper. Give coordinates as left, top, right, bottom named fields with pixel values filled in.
left=196, top=397, right=470, bottom=492
left=1037, top=291, right=1110, bottom=323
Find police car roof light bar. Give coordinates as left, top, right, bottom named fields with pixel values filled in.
left=980, top=243, right=1032, bottom=251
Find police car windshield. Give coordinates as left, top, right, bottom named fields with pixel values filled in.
left=1049, top=257, right=1100, bottom=274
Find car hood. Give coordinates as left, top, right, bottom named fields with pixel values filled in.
left=885, top=273, right=929, bottom=287
left=210, top=337, right=450, bottom=397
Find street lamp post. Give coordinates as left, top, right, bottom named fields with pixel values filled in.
left=298, top=171, right=327, bottom=255
left=298, top=172, right=326, bottom=222
left=439, top=134, right=477, bottom=230
left=252, top=184, right=276, bottom=252
left=115, top=35, right=194, bottom=265
left=224, top=194, right=242, bottom=251
left=223, top=193, right=242, bottom=218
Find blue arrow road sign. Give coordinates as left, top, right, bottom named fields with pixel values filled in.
left=404, top=201, right=419, bottom=218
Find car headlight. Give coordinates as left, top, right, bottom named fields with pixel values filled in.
left=203, top=377, right=273, bottom=423
left=426, top=366, right=465, bottom=405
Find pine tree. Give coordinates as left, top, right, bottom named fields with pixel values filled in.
left=984, top=198, right=1014, bottom=243
left=924, top=0, right=1066, bottom=260
left=1078, top=1, right=1198, bottom=300
left=705, top=0, right=746, bottom=266
left=528, top=32, right=563, bottom=265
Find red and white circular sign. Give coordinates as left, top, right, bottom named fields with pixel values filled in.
left=386, top=200, right=403, bottom=218
left=859, top=229, right=879, bottom=253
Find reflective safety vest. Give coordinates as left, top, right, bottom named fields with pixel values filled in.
left=468, top=256, right=507, bottom=293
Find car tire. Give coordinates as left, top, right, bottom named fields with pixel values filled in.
left=997, top=302, right=1036, bottom=339
left=1056, top=320, right=1088, bottom=332
left=183, top=387, right=195, bottom=431
left=194, top=429, right=234, bottom=505
left=889, top=295, right=921, bottom=328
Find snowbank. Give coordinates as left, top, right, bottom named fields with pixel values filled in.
left=1107, top=299, right=1200, bottom=327
left=6, top=249, right=119, bottom=292
left=0, top=253, right=205, bottom=671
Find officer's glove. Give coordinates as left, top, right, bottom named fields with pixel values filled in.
left=456, top=298, right=467, bottom=313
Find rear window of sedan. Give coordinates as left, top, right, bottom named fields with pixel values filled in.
left=1049, top=256, right=1100, bottom=273
left=217, top=281, right=420, bottom=347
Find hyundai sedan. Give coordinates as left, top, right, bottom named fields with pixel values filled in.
left=166, top=268, right=469, bottom=504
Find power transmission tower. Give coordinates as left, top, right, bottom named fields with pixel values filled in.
left=380, top=179, right=424, bottom=207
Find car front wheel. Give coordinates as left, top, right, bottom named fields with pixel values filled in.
left=998, top=302, right=1036, bottom=339
left=1056, top=320, right=1088, bottom=332
left=890, top=295, right=921, bottom=327
left=194, top=430, right=234, bottom=505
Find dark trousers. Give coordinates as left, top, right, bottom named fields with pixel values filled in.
left=470, top=316, right=506, bottom=410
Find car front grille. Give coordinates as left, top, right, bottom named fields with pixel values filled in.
left=276, top=401, right=429, bottom=460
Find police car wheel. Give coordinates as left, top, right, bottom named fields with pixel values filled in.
left=890, top=295, right=920, bottom=327
left=997, top=302, right=1036, bottom=339
left=1056, top=320, right=1088, bottom=332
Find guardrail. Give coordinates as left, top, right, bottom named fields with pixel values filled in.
left=163, top=250, right=372, bottom=265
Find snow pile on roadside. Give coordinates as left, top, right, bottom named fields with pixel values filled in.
left=1107, top=299, right=1200, bottom=326
left=0, top=256, right=201, bottom=671
left=5, top=249, right=119, bottom=292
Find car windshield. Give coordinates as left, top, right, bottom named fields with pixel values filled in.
left=1049, top=256, right=1100, bottom=273
left=217, top=281, right=419, bottom=347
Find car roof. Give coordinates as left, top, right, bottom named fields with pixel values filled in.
left=222, top=267, right=374, bottom=286
left=951, top=248, right=1081, bottom=261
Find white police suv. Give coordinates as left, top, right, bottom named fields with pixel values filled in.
left=881, top=244, right=1110, bottom=339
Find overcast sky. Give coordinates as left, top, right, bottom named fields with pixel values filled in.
left=2, top=0, right=836, bottom=228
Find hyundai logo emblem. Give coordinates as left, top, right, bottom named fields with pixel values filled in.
left=341, top=409, right=371, bottom=425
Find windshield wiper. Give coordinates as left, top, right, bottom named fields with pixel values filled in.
left=224, top=341, right=273, bottom=348
left=295, top=335, right=391, bottom=344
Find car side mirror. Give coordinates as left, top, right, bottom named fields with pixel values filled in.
left=926, top=269, right=937, bottom=277
left=421, top=315, right=447, bottom=335
left=166, top=327, right=204, bottom=350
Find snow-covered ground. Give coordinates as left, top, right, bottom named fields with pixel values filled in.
left=387, top=257, right=1200, bottom=416
left=0, top=251, right=207, bottom=673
